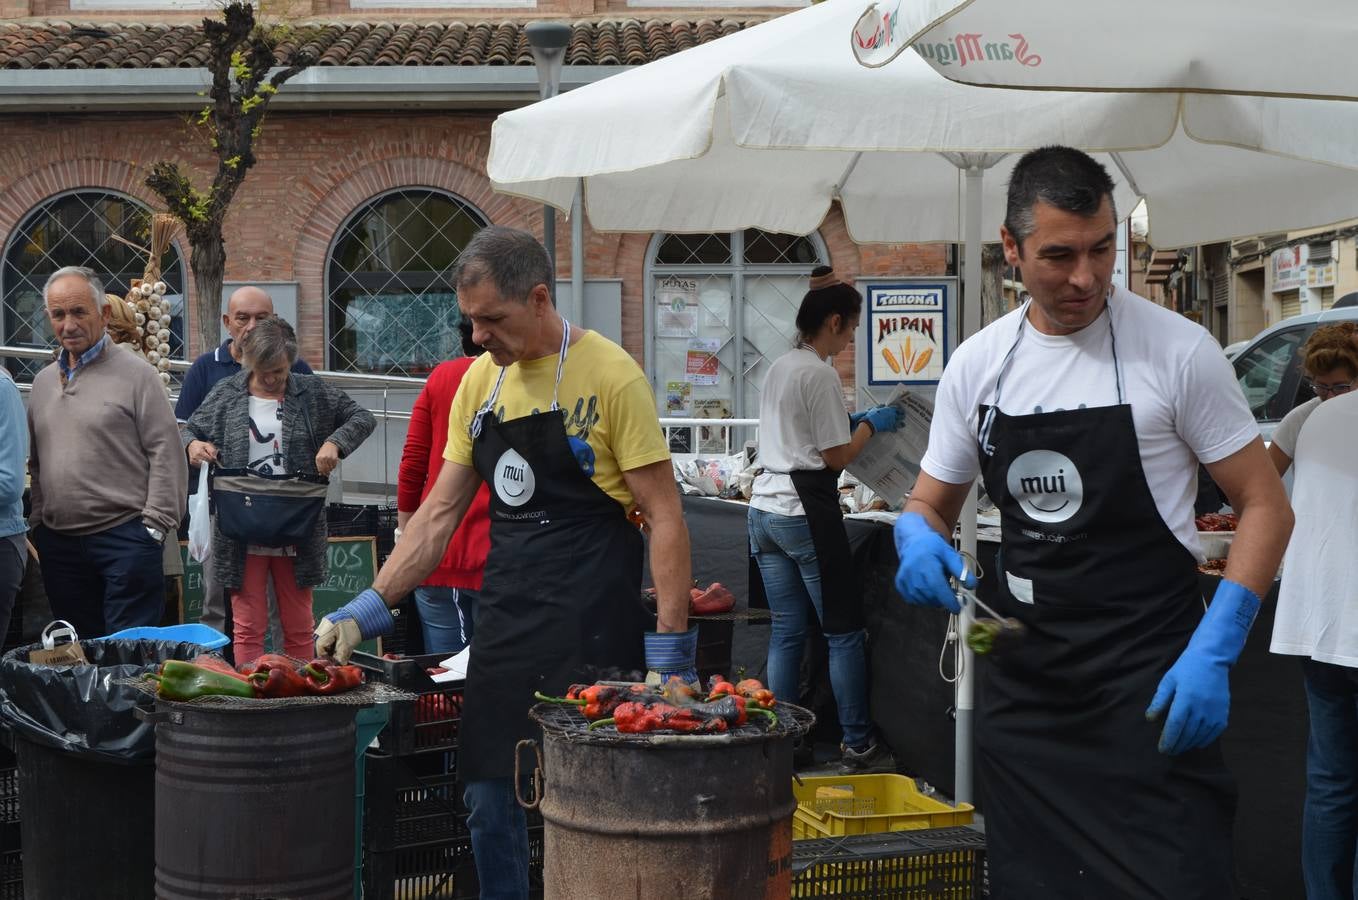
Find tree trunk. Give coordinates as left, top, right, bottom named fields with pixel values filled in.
left=190, top=234, right=226, bottom=357
left=981, top=243, right=1008, bottom=327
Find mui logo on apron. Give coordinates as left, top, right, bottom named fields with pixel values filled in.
left=1005, top=449, right=1083, bottom=523
left=494, top=448, right=536, bottom=507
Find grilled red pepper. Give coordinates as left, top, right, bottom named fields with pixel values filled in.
left=248, top=659, right=311, bottom=698
left=590, top=699, right=732, bottom=734
left=190, top=654, right=251, bottom=682
left=302, top=659, right=365, bottom=695
left=237, top=653, right=302, bottom=675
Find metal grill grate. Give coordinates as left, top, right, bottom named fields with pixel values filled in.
left=121, top=677, right=413, bottom=710
left=530, top=698, right=814, bottom=747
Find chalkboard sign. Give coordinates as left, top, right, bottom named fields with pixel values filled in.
left=178, top=537, right=381, bottom=656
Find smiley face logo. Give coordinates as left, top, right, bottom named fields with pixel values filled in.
left=1006, top=450, right=1083, bottom=524
left=493, top=449, right=535, bottom=508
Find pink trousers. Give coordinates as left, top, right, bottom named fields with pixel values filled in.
left=232, top=554, right=315, bottom=664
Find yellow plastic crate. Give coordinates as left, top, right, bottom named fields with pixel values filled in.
left=792, top=774, right=974, bottom=839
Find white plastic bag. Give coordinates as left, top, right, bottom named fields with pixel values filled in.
left=187, top=465, right=212, bottom=563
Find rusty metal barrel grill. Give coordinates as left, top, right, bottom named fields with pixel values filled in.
left=527, top=700, right=814, bottom=899
left=138, top=683, right=403, bottom=900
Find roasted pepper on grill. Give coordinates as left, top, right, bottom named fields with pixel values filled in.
left=148, top=660, right=258, bottom=701
left=247, top=660, right=312, bottom=698
left=190, top=654, right=251, bottom=682
left=301, top=659, right=365, bottom=695
left=590, top=701, right=730, bottom=734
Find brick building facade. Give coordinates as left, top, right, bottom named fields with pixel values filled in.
left=0, top=5, right=948, bottom=406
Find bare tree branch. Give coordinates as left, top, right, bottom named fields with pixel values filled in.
left=144, top=1, right=312, bottom=356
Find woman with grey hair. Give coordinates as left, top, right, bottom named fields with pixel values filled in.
left=184, top=316, right=376, bottom=663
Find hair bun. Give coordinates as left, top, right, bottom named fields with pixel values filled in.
left=808, top=267, right=840, bottom=291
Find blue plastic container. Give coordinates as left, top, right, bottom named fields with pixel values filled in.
left=97, top=624, right=230, bottom=651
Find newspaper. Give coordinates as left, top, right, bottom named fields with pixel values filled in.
left=844, top=387, right=933, bottom=505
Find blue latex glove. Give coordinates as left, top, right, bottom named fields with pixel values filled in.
left=848, top=410, right=870, bottom=429
left=567, top=435, right=595, bottom=476
left=643, top=628, right=699, bottom=686
left=862, top=405, right=902, bottom=434
left=1146, top=579, right=1260, bottom=755
left=892, top=512, right=973, bottom=613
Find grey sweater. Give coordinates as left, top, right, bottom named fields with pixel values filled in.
left=184, top=371, right=376, bottom=589
left=28, top=341, right=187, bottom=535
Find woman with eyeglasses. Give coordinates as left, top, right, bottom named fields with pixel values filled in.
left=1267, top=322, right=1358, bottom=476
left=1270, top=319, right=1358, bottom=900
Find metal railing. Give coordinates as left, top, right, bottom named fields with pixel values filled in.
left=3, top=344, right=765, bottom=494
left=658, top=417, right=759, bottom=458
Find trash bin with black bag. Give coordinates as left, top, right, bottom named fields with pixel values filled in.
left=0, top=627, right=209, bottom=900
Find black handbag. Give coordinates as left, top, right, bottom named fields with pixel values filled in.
left=211, top=390, right=330, bottom=548
left=211, top=468, right=329, bottom=547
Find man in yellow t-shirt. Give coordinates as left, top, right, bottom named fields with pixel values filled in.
left=443, top=326, right=670, bottom=513
left=316, top=226, right=694, bottom=900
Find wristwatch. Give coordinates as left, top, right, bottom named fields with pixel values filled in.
left=146, top=526, right=166, bottom=544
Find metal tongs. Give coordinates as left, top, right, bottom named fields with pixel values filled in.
left=953, top=554, right=1027, bottom=656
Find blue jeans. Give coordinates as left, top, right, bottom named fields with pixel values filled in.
left=32, top=519, right=164, bottom=639
left=463, top=777, right=529, bottom=900
left=413, top=586, right=478, bottom=655
left=1302, top=658, right=1358, bottom=900
left=747, top=506, right=871, bottom=748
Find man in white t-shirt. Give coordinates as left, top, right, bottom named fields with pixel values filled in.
left=892, top=146, right=1294, bottom=898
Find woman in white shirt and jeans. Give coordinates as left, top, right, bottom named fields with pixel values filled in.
left=748, top=266, right=901, bottom=771
left=1268, top=322, right=1358, bottom=475
left=1270, top=323, right=1358, bottom=900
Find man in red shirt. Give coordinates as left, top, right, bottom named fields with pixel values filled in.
left=396, top=321, right=491, bottom=654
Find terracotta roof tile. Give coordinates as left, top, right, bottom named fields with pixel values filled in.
left=0, top=18, right=770, bottom=70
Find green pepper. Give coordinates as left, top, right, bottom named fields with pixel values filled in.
left=147, top=660, right=258, bottom=701
left=966, top=618, right=1027, bottom=656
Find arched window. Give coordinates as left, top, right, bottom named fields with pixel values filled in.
left=647, top=229, right=828, bottom=450
left=326, top=188, right=489, bottom=377
left=2, top=190, right=186, bottom=380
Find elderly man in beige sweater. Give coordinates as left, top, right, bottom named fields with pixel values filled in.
left=28, top=265, right=187, bottom=638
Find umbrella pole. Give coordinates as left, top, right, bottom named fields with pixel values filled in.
left=955, top=163, right=985, bottom=805
left=571, top=178, right=585, bottom=324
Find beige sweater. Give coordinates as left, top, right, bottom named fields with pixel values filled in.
left=28, top=341, right=187, bottom=535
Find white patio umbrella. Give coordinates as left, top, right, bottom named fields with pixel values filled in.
left=488, top=0, right=1358, bottom=802
left=851, top=0, right=1358, bottom=101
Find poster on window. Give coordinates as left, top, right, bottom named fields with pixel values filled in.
left=656, top=276, right=700, bottom=338
left=694, top=398, right=732, bottom=454
left=865, top=282, right=948, bottom=386
left=685, top=338, right=722, bottom=385
left=665, top=381, right=692, bottom=415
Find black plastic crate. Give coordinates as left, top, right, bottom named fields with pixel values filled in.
left=364, top=750, right=467, bottom=853
left=363, top=825, right=544, bottom=900
left=352, top=652, right=463, bottom=756
left=791, top=827, right=986, bottom=899
left=326, top=502, right=379, bottom=537
left=0, top=766, right=16, bottom=826
left=382, top=596, right=420, bottom=658
left=0, top=849, right=19, bottom=900
left=375, top=505, right=399, bottom=563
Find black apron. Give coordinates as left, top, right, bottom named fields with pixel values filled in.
left=460, top=322, right=646, bottom=782
left=787, top=467, right=863, bottom=633
left=974, top=302, right=1236, bottom=900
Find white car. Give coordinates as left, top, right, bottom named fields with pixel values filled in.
left=1230, top=300, right=1358, bottom=443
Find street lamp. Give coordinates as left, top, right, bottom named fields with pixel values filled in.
left=526, top=22, right=572, bottom=301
